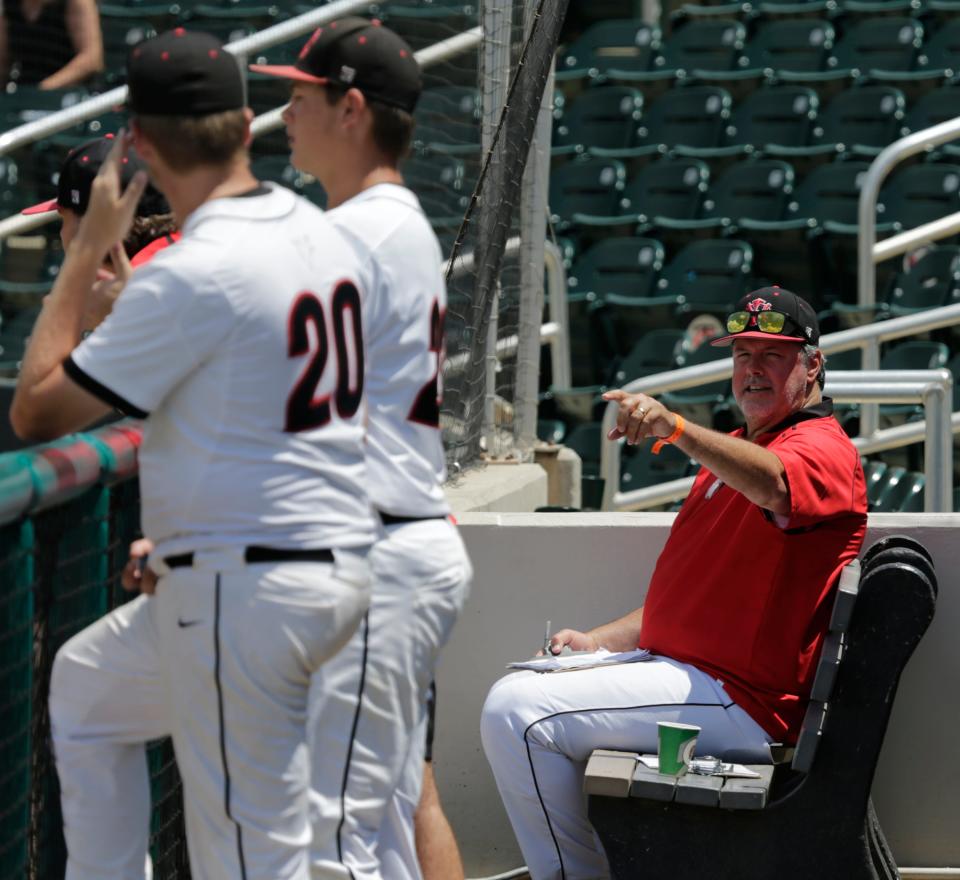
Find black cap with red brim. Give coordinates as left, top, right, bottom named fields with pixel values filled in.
left=250, top=17, right=421, bottom=113
left=21, top=135, right=169, bottom=218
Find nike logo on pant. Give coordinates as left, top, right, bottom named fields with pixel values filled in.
left=178, top=618, right=203, bottom=628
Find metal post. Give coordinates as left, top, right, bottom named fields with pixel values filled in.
left=923, top=373, right=954, bottom=512
left=480, top=0, right=513, bottom=456
left=514, top=0, right=555, bottom=457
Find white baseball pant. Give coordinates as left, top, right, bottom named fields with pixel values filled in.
left=480, top=656, right=772, bottom=880
left=309, top=517, right=472, bottom=879
left=49, top=547, right=370, bottom=880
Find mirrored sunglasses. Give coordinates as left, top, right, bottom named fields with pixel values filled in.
left=726, top=310, right=789, bottom=335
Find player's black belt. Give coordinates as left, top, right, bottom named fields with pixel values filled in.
left=378, top=511, right=445, bottom=527
left=164, top=546, right=335, bottom=569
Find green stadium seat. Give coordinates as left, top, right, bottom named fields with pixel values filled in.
left=613, top=19, right=748, bottom=97
left=755, top=0, right=839, bottom=18
left=612, top=328, right=685, bottom=384
left=903, top=86, right=960, bottom=159
left=880, top=339, right=950, bottom=371
left=630, top=85, right=732, bottom=161
left=782, top=17, right=927, bottom=100
left=661, top=237, right=754, bottom=319
left=191, top=1, right=278, bottom=24
left=839, top=0, right=922, bottom=17
left=914, top=18, right=960, bottom=82
left=775, top=84, right=906, bottom=163
left=658, top=157, right=797, bottom=236
left=174, top=17, right=257, bottom=46
left=555, top=20, right=662, bottom=91
left=551, top=87, right=644, bottom=160
left=885, top=245, right=960, bottom=316
left=0, top=156, right=30, bottom=215
left=620, top=441, right=691, bottom=492
left=99, top=16, right=158, bottom=83
left=569, top=237, right=672, bottom=352
left=564, top=421, right=604, bottom=475
left=537, top=419, right=567, bottom=445
left=881, top=163, right=960, bottom=236
left=861, top=458, right=889, bottom=499
left=869, top=466, right=924, bottom=511
left=251, top=155, right=326, bottom=207
left=548, top=157, right=628, bottom=233
left=579, top=156, right=709, bottom=236
left=868, top=463, right=905, bottom=509
left=743, top=19, right=837, bottom=78
left=680, top=85, right=819, bottom=162
left=563, top=237, right=667, bottom=383
left=879, top=339, right=951, bottom=424
left=741, top=160, right=882, bottom=307
left=413, top=86, right=481, bottom=157
left=402, top=153, right=471, bottom=229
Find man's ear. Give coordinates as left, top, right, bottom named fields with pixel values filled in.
left=807, top=348, right=824, bottom=387
left=341, top=87, right=368, bottom=129
left=242, top=106, right=255, bottom=147
left=128, top=118, right=153, bottom=162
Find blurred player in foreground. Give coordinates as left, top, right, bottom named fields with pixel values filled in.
left=12, top=29, right=377, bottom=879
left=252, top=18, right=473, bottom=880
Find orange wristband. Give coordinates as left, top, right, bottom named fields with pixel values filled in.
left=652, top=414, right=685, bottom=455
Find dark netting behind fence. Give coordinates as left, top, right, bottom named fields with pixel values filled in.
left=0, top=475, right=192, bottom=880
left=441, top=0, right=568, bottom=471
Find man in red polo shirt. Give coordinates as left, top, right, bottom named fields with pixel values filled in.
left=481, top=287, right=867, bottom=880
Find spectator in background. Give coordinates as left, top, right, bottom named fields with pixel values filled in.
left=0, top=0, right=103, bottom=89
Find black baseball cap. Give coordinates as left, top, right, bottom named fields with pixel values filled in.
left=250, top=18, right=422, bottom=113
left=711, top=286, right=820, bottom=347
left=127, top=28, right=245, bottom=117
left=21, top=135, right=169, bottom=218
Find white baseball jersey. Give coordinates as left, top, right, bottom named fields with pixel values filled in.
left=327, top=183, right=450, bottom=518
left=67, top=183, right=378, bottom=558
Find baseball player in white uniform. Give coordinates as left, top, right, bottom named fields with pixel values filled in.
left=11, top=30, right=377, bottom=880
left=252, top=19, right=473, bottom=880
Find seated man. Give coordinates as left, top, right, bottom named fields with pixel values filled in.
left=480, top=287, right=868, bottom=880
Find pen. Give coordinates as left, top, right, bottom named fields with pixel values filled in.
left=135, top=555, right=148, bottom=576
left=543, top=619, right=552, bottom=656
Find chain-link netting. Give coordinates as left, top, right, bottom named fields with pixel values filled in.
left=443, top=0, right=567, bottom=469
left=0, top=474, right=195, bottom=879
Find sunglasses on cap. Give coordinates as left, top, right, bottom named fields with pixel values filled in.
left=725, top=310, right=791, bottom=335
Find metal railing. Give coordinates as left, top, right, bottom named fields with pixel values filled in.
left=600, top=304, right=960, bottom=512
left=857, top=115, right=960, bottom=436
left=603, top=370, right=954, bottom=513
left=0, top=17, right=484, bottom=242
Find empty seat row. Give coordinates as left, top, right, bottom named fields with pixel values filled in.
left=552, top=82, right=960, bottom=164
left=557, top=16, right=960, bottom=97
left=559, top=232, right=960, bottom=386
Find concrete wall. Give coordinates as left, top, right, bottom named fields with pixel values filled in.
left=433, top=513, right=960, bottom=876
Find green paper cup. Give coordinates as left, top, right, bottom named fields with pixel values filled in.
left=657, top=722, right=701, bottom=776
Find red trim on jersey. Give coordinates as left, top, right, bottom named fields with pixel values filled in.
left=130, top=232, right=182, bottom=267
left=638, top=412, right=867, bottom=744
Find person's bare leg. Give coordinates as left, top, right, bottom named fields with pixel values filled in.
left=415, top=762, right=465, bottom=880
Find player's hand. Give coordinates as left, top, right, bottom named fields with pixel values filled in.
left=82, top=244, right=133, bottom=333
left=121, top=537, right=158, bottom=595
left=538, top=628, right=600, bottom=656
left=603, top=389, right=678, bottom=447
left=75, top=130, right=148, bottom=258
